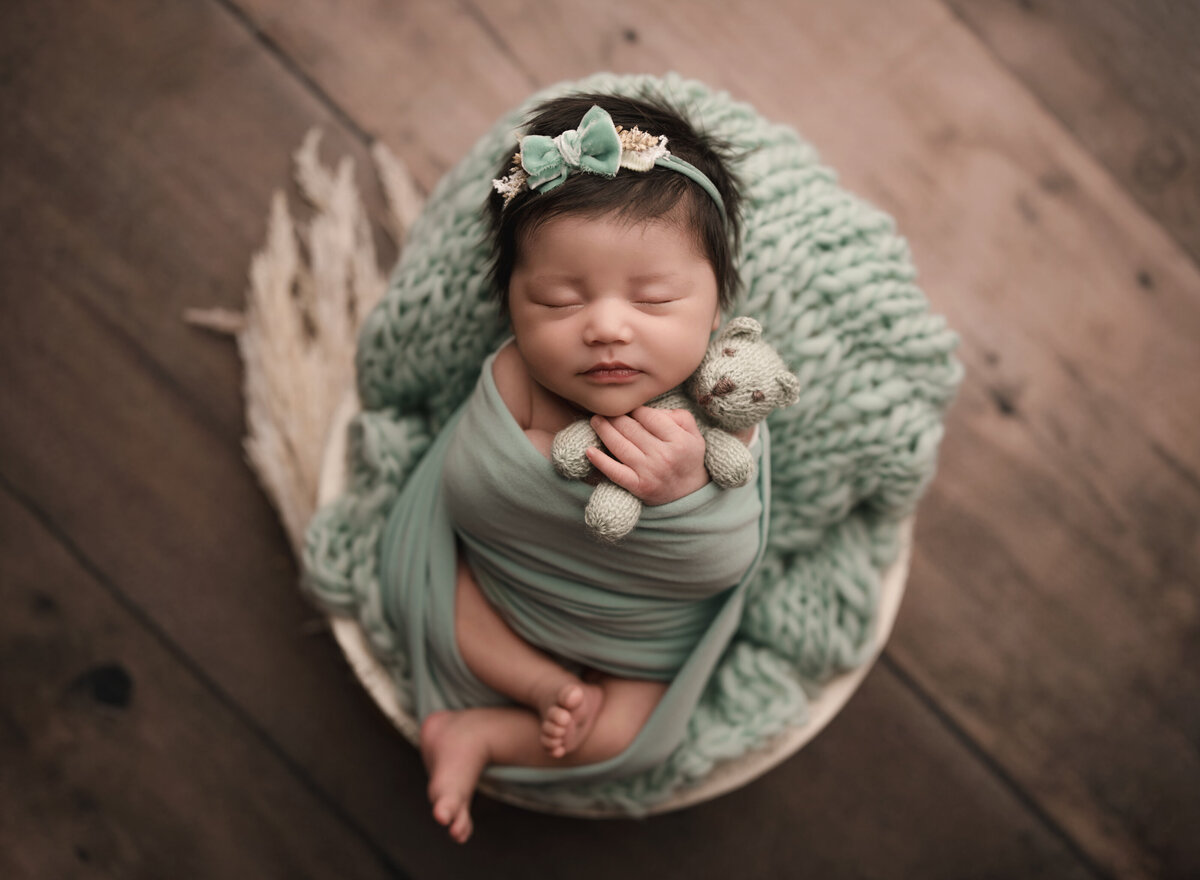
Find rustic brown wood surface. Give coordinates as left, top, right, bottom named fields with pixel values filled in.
left=2, top=0, right=1196, bottom=878
left=947, top=0, right=1200, bottom=266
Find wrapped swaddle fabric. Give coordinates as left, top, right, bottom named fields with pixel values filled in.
left=379, top=346, right=769, bottom=783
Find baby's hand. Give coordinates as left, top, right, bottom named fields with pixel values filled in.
left=586, top=407, right=708, bottom=506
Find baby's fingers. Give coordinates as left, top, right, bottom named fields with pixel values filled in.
left=663, top=407, right=702, bottom=438
left=585, top=446, right=641, bottom=493
left=627, top=406, right=687, bottom=441
left=629, top=406, right=703, bottom=444
left=590, top=414, right=650, bottom=464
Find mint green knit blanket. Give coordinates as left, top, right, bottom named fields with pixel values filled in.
left=303, top=73, right=961, bottom=814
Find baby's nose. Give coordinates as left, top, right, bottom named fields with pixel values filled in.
left=583, top=300, right=633, bottom=343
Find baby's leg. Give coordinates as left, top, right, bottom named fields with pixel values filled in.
left=564, top=675, right=669, bottom=763
left=420, top=676, right=667, bottom=842
left=420, top=710, right=488, bottom=843
left=420, top=707, right=542, bottom=843
left=453, top=553, right=603, bottom=757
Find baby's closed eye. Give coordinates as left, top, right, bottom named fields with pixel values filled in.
left=534, top=295, right=583, bottom=308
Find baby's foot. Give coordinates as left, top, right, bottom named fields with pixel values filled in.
left=539, top=681, right=604, bottom=758
left=420, top=711, right=487, bottom=844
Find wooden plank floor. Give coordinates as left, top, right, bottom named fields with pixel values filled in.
left=2, top=1, right=1196, bottom=877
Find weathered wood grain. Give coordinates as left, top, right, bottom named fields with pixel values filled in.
left=230, top=0, right=537, bottom=188
left=4, top=0, right=1196, bottom=875
left=0, top=490, right=405, bottom=880
left=221, top=0, right=1200, bottom=877
left=946, top=0, right=1200, bottom=266
left=0, top=0, right=430, bottom=867
left=461, top=663, right=1097, bottom=880
left=0, top=0, right=415, bottom=753
left=0, top=0, right=1106, bottom=872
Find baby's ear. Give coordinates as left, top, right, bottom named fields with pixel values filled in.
left=719, top=316, right=762, bottom=344
left=777, top=372, right=801, bottom=406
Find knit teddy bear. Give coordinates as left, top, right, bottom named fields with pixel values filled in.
left=552, top=317, right=801, bottom=543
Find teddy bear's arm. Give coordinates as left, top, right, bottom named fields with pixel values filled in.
left=551, top=419, right=601, bottom=480
left=584, top=480, right=645, bottom=544
left=702, top=427, right=757, bottom=488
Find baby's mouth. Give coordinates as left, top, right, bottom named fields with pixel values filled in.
left=583, top=362, right=640, bottom=381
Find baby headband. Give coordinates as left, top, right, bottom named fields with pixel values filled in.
left=492, top=104, right=728, bottom=224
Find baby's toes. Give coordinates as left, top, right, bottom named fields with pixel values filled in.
left=558, top=684, right=584, bottom=711
left=432, top=794, right=460, bottom=828
left=450, top=809, right=473, bottom=844
left=546, top=706, right=572, bottom=728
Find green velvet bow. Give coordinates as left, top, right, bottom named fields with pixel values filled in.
left=520, top=105, right=622, bottom=191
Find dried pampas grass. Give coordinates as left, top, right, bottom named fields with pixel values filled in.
left=186, top=130, right=423, bottom=555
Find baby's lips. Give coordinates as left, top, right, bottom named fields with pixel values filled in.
left=584, top=361, right=637, bottom=373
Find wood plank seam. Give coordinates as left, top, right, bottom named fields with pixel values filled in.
left=1148, top=438, right=1200, bottom=497
left=459, top=0, right=540, bottom=89
left=879, top=653, right=1113, bottom=880
left=0, top=472, right=417, bottom=880
left=955, top=328, right=1135, bottom=543
left=213, top=0, right=376, bottom=143
left=62, top=274, right=238, bottom=447
left=938, top=0, right=1200, bottom=274
left=954, top=290, right=1199, bottom=583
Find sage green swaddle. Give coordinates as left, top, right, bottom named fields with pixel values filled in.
left=380, top=346, right=770, bottom=783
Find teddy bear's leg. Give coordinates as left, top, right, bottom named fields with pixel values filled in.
left=703, top=429, right=757, bottom=488
left=585, top=480, right=644, bottom=543
left=552, top=419, right=601, bottom=480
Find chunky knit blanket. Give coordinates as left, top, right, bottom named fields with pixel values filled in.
left=303, top=73, right=961, bottom=814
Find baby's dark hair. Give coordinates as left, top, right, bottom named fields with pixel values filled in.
left=485, top=93, right=743, bottom=313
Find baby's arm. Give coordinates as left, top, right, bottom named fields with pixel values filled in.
left=586, top=406, right=709, bottom=506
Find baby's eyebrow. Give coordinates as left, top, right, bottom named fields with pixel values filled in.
left=525, top=272, right=583, bottom=284
left=628, top=272, right=680, bottom=284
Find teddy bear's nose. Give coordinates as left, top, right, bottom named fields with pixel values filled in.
left=711, top=377, right=737, bottom=397
left=699, top=377, right=737, bottom=406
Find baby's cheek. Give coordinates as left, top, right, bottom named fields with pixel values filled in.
left=518, top=332, right=565, bottom=368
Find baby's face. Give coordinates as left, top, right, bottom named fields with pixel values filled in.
left=508, top=212, right=721, bottom=417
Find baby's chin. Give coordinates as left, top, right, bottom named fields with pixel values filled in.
left=588, top=404, right=639, bottom=418
left=571, top=390, right=656, bottom=419
left=556, top=380, right=674, bottom=419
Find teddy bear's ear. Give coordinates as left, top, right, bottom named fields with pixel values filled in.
left=777, top=371, right=801, bottom=406
left=720, top=316, right=762, bottom=343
